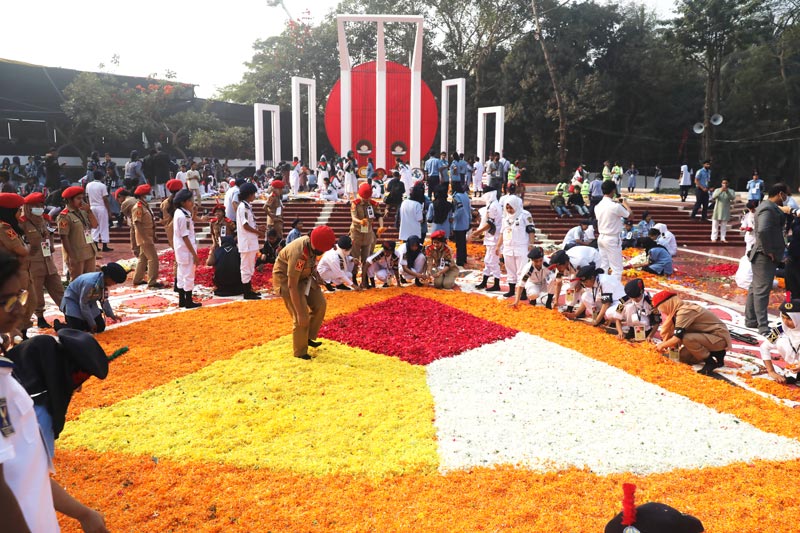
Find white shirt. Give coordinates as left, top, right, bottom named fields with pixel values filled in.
left=582, top=274, right=626, bottom=310
left=399, top=164, right=414, bottom=193
left=398, top=199, right=424, bottom=241
left=519, top=261, right=553, bottom=286
left=0, top=364, right=59, bottom=532
left=480, top=200, right=503, bottom=246
left=566, top=245, right=601, bottom=270
left=236, top=201, right=259, bottom=252
left=562, top=225, right=596, bottom=247
left=317, top=247, right=354, bottom=285
left=186, top=170, right=201, bottom=189
left=501, top=210, right=534, bottom=256
left=176, top=170, right=188, bottom=186
left=680, top=165, right=692, bottom=186
left=173, top=207, right=196, bottom=262
left=760, top=329, right=800, bottom=365
left=85, top=180, right=108, bottom=207
left=594, top=197, right=629, bottom=236
left=224, top=186, right=240, bottom=220
left=473, top=161, right=485, bottom=180
left=619, top=297, right=654, bottom=330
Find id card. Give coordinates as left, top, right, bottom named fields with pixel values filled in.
left=220, top=225, right=227, bottom=238
left=276, top=206, right=282, bottom=217
left=40, top=239, right=52, bottom=257
left=668, top=349, right=680, bottom=362
left=84, top=229, right=93, bottom=244
left=633, top=325, right=645, bottom=342
left=565, top=289, right=575, bottom=306
left=367, top=205, right=375, bottom=218
left=360, top=224, right=369, bottom=233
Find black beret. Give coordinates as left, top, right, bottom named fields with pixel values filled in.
left=625, top=278, right=645, bottom=298
left=605, top=502, right=703, bottom=533
left=527, top=246, right=544, bottom=260
left=780, top=300, right=800, bottom=314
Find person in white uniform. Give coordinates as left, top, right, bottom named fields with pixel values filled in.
left=594, top=180, right=631, bottom=278
left=471, top=156, right=485, bottom=197
left=365, top=240, right=402, bottom=287
left=614, top=278, right=659, bottom=341
left=172, top=189, right=202, bottom=309
left=510, top=246, right=553, bottom=306
left=397, top=158, right=414, bottom=194
left=320, top=177, right=340, bottom=202
left=545, top=246, right=601, bottom=310
left=85, top=170, right=113, bottom=251
left=317, top=156, right=330, bottom=185
left=397, top=235, right=427, bottom=286
left=474, top=186, right=504, bottom=292
left=562, top=219, right=596, bottom=249
left=495, top=194, right=535, bottom=298
left=652, top=223, right=678, bottom=256
left=566, top=263, right=626, bottom=326
left=224, top=178, right=242, bottom=220
left=760, top=300, right=800, bottom=384
left=343, top=154, right=358, bottom=200
left=317, top=235, right=357, bottom=291
left=398, top=184, right=425, bottom=241
left=236, top=183, right=263, bottom=300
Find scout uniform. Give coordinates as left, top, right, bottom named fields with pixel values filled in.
left=576, top=266, right=626, bottom=323
left=120, top=193, right=139, bottom=256
left=425, top=231, right=459, bottom=289
left=20, top=193, right=64, bottom=326
left=517, top=248, right=554, bottom=304
left=57, top=187, right=97, bottom=279
left=131, top=185, right=161, bottom=287
left=615, top=279, right=658, bottom=341
left=653, top=291, right=732, bottom=365
left=209, top=211, right=236, bottom=249
left=317, top=240, right=356, bottom=288
left=760, top=301, right=800, bottom=377
left=350, top=183, right=383, bottom=286
left=273, top=228, right=336, bottom=359
left=0, top=193, right=34, bottom=329
left=365, top=243, right=401, bottom=286
left=266, top=180, right=285, bottom=237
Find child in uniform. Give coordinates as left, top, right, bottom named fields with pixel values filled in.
left=614, top=278, right=659, bottom=341
left=760, top=300, right=800, bottom=384
left=510, top=246, right=553, bottom=306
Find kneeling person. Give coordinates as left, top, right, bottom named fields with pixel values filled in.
left=366, top=240, right=402, bottom=288
left=512, top=247, right=553, bottom=306
left=317, top=235, right=357, bottom=291
left=760, top=300, right=800, bottom=383
left=566, top=263, right=625, bottom=327
left=398, top=235, right=426, bottom=287
left=614, top=278, right=659, bottom=341
left=426, top=230, right=459, bottom=289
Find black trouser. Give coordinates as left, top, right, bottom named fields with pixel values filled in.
left=452, top=229, right=468, bottom=266
left=65, top=314, right=106, bottom=333
left=680, top=185, right=691, bottom=201
left=427, top=175, right=440, bottom=193
left=691, top=189, right=709, bottom=219
left=589, top=195, right=603, bottom=219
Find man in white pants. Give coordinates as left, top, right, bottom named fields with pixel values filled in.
left=85, top=170, right=113, bottom=252
left=474, top=186, right=503, bottom=292
left=236, top=183, right=264, bottom=300
left=594, top=180, right=631, bottom=279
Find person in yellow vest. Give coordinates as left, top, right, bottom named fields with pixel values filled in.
left=57, top=186, right=98, bottom=280
left=116, top=188, right=139, bottom=258
left=350, top=182, right=384, bottom=288
left=265, top=180, right=285, bottom=237
left=273, top=225, right=336, bottom=360
left=0, top=193, right=35, bottom=333
left=602, top=160, right=612, bottom=181
left=131, top=184, right=163, bottom=289
left=20, top=192, right=63, bottom=329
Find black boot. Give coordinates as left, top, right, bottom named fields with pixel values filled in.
left=184, top=290, right=202, bottom=309
left=173, top=279, right=179, bottom=293
left=545, top=294, right=554, bottom=309
left=503, top=283, right=516, bottom=298
left=335, top=284, right=352, bottom=290
left=475, top=275, right=489, bottom=290
left=710, top=350, right=726, bottom=368
left=520, top=288, right=528, bottom=301
left=486, top=278, right=501, bottom=292
left=324, top=282, right=335, bottom=292
left=37, top=315, right=51, bottom=329
left=53, top=319, right=64, bottom=331
left=102, top=244, right=113, bottom=252
left=178, top=289, right=187, bottom=308
left=243, top=282, right=261, bottom=300
left=369, top=277, right=376, bottom=288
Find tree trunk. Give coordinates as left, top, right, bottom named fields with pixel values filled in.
left=531, top=0, right=568, bottom=178
left=701, top=64, right=713, bottom=163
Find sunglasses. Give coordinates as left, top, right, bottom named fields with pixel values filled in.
left=0, top=290, right=27, bottom=313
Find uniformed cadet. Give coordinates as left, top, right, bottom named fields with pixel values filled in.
left=317, top=235, right=357, bottom=291
left=494, top=194, right=535, bottom=298
left=172, top=189, right=202, bottom=309
left=20, top=192, right=64, bottom=329
left=161, top=179, right=185, bottom=292
left=0, top=193, right=34, bottom=332
left=209, top=203, right=235, bottom=249
left=55, top=262, right=127, bottom=333
left=57, top=186, right=98, bottom=280
left=760, top=300, right=800, bottom=384
left=510, top=247, right=554, bottom=306
left=425, top=230, right=459, bottom=289
left=131, top=184, right=163, bottom=289
left=473, top=186, right=503, bottom=292
left=565, top=263, right=626, bottom=327
left=117, top=188, right=139, bottom=257
left=653, top=290, right=732, bottom=375
left=613, top=278, right=659, bottom=341
left=265, top=179, right=285, bottom=237
left=273, top=225, right=336, bottom=360
left=545, top=246, right=601, bottom=310
left=365, top=240, right=402, bottom=288
left=350, top=182, right=384, bottom=288
left=236, top=182, right=264, bottom=300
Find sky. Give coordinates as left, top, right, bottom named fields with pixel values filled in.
left=3, top=0, right=677, bottom=99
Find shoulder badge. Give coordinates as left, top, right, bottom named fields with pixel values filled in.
left=616, top=301, right=625, bottom=314
left=766, top=327, right=782, bottom=344
left=295, top=258, right=306, bottom=272
left=59, top=218, right=69, bottom=230
left=18, top=216, right=27, bottom=223
left=4, top=229, right=16, bottom=241
left=0, top=396, right=14, bottom=437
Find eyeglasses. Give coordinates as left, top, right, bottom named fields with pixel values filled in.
left=0, top=290, right=27, bottom=313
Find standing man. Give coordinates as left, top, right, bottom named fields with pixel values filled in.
left=424, top=150, right=440, bottom=192
left=44, top=147, right=61, bottom=191
left=690, top=160, right=712, bottom=220
left=225, top=177, right=243, bottom=221
left=185, top=161, right=202, bottom=203
left=152, top=143, right=172, bottom=199
left=652, top=164, right=663, bottom=194
left=236, top=183, right=264, bottom=300
left=350, top=183, right=384, bottom=288
left=58, top=186, right=98, bottom=279
left=474, top=186, right=503, bottom=292
left=588, top=175, right=604, bottom=219
left=746, top=170, right=765, bottom=205
left=471, top=156, right=484, bottom=197
left=594, top=180, right=631, bottom=279
left=273, top=225, right=336, bottom=360
left=745, top=183, right=792, bottom=336
left=118, top=189, right=139, bottom=259
left=451, top=181, right=471, bottom=267
left=710, top=179, right=736, bottom=243
left=131, top=184, right=163, bottom=289
left=85, top=170, right=113, bottom=252
left=175, top=162, right=188, bottom=188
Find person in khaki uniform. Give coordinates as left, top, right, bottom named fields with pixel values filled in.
left=265, top=180, right=285, bottom=237
left=58, top=186, right=98, bottom=280
left=131, top=184, right=163, bottom=289
left=273, top=226, right=336, bottom=360
left=117, top=188, right=139, bottom=257
left=0, top=193, right=35, bottom=332
left=209, top=203, right=236, bottom=249
left=349, top=182, right=384, bottom=288
left=653, top=291, right=732, bottom=375
left=20, top=192, right=64, bottom=329
left=425, top=230, right=460, bottom=289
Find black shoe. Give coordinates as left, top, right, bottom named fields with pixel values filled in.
left=545, top=294, right=554, bottom=309
left=147, top=282, right=165, bottom=289
left=308, top=339, right=322, bottom=348
left=325, top=282, right=335, bottom=292
left=184, top=291, right=202, bottom=309
left=134, top=280, right=147, bottom=286
left=37, top=316, right=51, bottom=329
left=102, top=245, right=114, bottom=252
left=335, top=284, right=352, bottom=290
left=294, top=354, right=312, bottom=360
left=475, top=275, right=489, bottom=290
left=369, top=277, right=376, bottom=288
left=53, top=319, right=64, bottom=331
left=382, top=282, right=391, bottom=288
left=414, top=278, right=423, bottom=287
left=503, top=283, right=516, bottom=298
left=710, top=350, right=726, bottom=368
left=520, top=289, right=528, bottom=301
left=486, top=278, right=502, bottom=292
left=529, top=299, right=537, bottom=306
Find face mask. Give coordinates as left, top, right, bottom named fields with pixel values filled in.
left=31, top=207, right=45, bottom=217
left=145, top=194, right=153, bottom=202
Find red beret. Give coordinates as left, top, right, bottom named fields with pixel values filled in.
left=310, top=225, right=336, bottom=253
left=62, top=186, right=85, bottom=200
left=212, top=203, right=224, bottom=212
left=113, top=187, right=127, bottom=200
left=23, top=192, right=45, bottom=205
left=0, top=193, right=24, bottom=209
left=652, top=291, right=677, bottom=309
left=358, top=182, right=372, bottom=199
left=166, top=179, right=183, bottom=193
left=229, top=179, right=236, bottom=186
left=430, top=230, right=446, bottom=241
left=134, top=184, right=151, bottom=196
left=271, top=180, right=284, bottom=190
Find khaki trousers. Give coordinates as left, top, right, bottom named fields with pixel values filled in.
left=69, top=257, right=96, bottom=279
left=279, top=281, right=327, bottom=358
left=133, top=242, right=159, bottom=285
left=30, top=261, right=64, bottom=317
left=433, top=269, right=458, bottom=289
left=679, top=332, right=730, bottom=364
